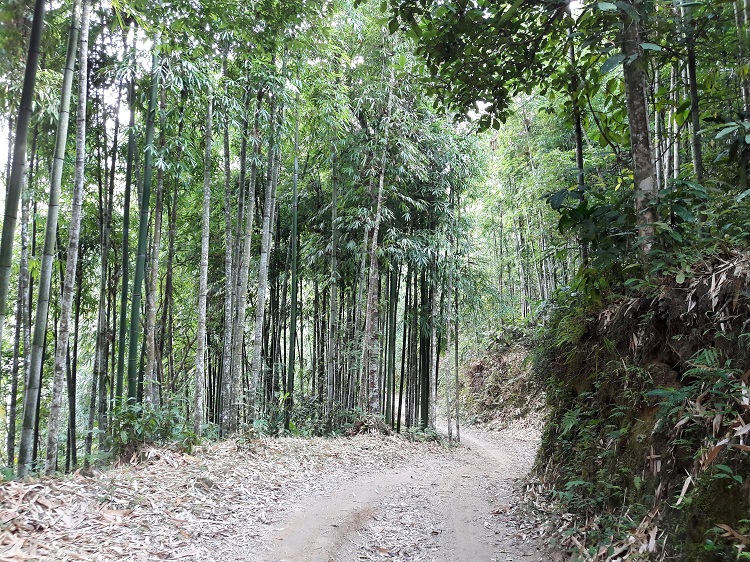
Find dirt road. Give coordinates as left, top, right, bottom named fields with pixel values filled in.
left=0, top=425, right=557, bottom=561
left=260, top=426, right=554, bottom=562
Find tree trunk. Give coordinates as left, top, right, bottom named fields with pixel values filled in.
left=143, top=88, right=167, bottom=407
left=6, top=167, right=31, bottom=469
left=362, top=70, right=394, bottom=415
left=250, top=98, right=279, bottom=418
left=681, top=3, right=703, bottom=181
left=161, top=92, right=186, bottom=395
left=391, top=265, right=401, bottom=426
left=194, top=96, right=213, bottom=435
left=453, top=276, right=461, bottom=443
left=621, top=0, right=658, bottom=258
left=285, top=100, right=300, bottom=430
left=127, top=42, right=160, bottom=400
left=219, top=62, right=235, bottom=432
left=670, top=64, right=680, bottom=180
left=117, top=30, right=137, bottom=401
left=570, top=40, right=585, bottom=190
left=0, top=0, right=46, bottom=354
left=95, top=75, right=114, bottom=449
left=225, top=90, right=262, bottom=433
left=428, top=280, right=437, bottom=429
left=327, top=146, right=339, bottom=416
left=46, top=0, right=90, bottom=474
left=67, top=259, right=83, bottom=471
left=738, top=1, right=750, bottom=112
left=17, top=0, right=80, bottom=477
left=514, top=217, right=528, bottom=317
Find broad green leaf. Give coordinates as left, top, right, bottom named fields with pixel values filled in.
left=673, top=205, right=696, bottom=222
left=641, top=43, right=661, bottom=51
left=549, top=189, right=570, bottom=210
left=715, top=124, right=740, bottom=139
left=616, top=1, right=641, bottom=22
left=597, top=2, right=618, bottom=10
left=600, top=54, right=625, bottom=74
left=676, top=272, right=686, bottom=284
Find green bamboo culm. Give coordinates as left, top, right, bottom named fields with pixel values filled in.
left=0, top=0, right=46, bottom=360
left=285, top=99, right=300, bottom=431
left=127, top=42, right=161, bottom=402
left=17, top=0, right=82, bottom=478
left=117, top=33, right=137, bottom=403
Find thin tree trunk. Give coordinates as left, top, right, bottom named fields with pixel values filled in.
left=514, top=217, right=528, bottom=317
left=161, top=92, right=186, bottom=395
left=396, top=265, right=409, bottom=433
left=127, top=42, right=160, bottom=399
left=250, top=98, right=279, bottom=418
left=681, top=3, right=703, bottom=181
left=194, top=96, right=213, bottom=435
left=225, top=90, right=262, bottom=433
left=67, top=259, right=83, bottom=471
left=3, top=114, right=11, bottom=186
left=0, top=0, right=46, bottom=354
left=17, top=0, right=80, bottom=477
left=219, top=59, right=235, bottom=432
left=31, top=323, right=48, bottom=468
left=569, top=40, right=585, bottom=191
left=117, top=29, right=136, bottom=401
left=738, top=1, right=750, bottom=112
left=407, top=270, right=418, bottom=427
left=143, top=89, right=167, bottom=407
left=94, top=75, right=113, bottom=449
left=46, top=0, right=90, bottom=474
left=363, top=68, right=394, bottom=415
left=327, top=146, right=339, bottom=416
left=670, top=64, right=681, bottom=180
left=352, top=220, right=370, bottom=409
left=385, top=265, right=399, bottom=426
left=621, top=0, right=658, bottom=258
left=445, top=261, right=454, bottom=442
left=428, top=280, right=437, bottom=429
left=453, top=277, right=460, bottom=443
left=285, top=99, right=300, bottom=430
left=6, top=173, right=31, bottom=469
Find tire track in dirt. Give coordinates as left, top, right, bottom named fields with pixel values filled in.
left=260, top=426, right=556, bottom=562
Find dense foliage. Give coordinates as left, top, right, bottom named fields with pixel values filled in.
left=0, top=0, right=499, bottom=475
left=3, top=0, right=750, bottom=556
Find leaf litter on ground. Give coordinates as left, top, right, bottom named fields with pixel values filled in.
left=0, top=435, right=448, bottom=561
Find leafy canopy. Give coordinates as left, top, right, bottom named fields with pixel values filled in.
left=385, top=0, right=573, bottom=128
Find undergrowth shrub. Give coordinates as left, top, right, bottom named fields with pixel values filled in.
left=108, top=401, right=199, bottom=459
left=535, top=267, right=750, bottom=560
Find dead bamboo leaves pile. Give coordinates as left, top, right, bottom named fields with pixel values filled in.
left=0, top=435, right=440, bottom=561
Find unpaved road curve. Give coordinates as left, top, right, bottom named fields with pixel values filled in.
left=260, top=426, right=556, bottom=562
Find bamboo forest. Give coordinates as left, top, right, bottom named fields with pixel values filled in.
left=0, top=0, right=749, bottom=560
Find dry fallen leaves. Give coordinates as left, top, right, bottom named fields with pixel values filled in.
left=0, top=435, right=445, bottom=561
